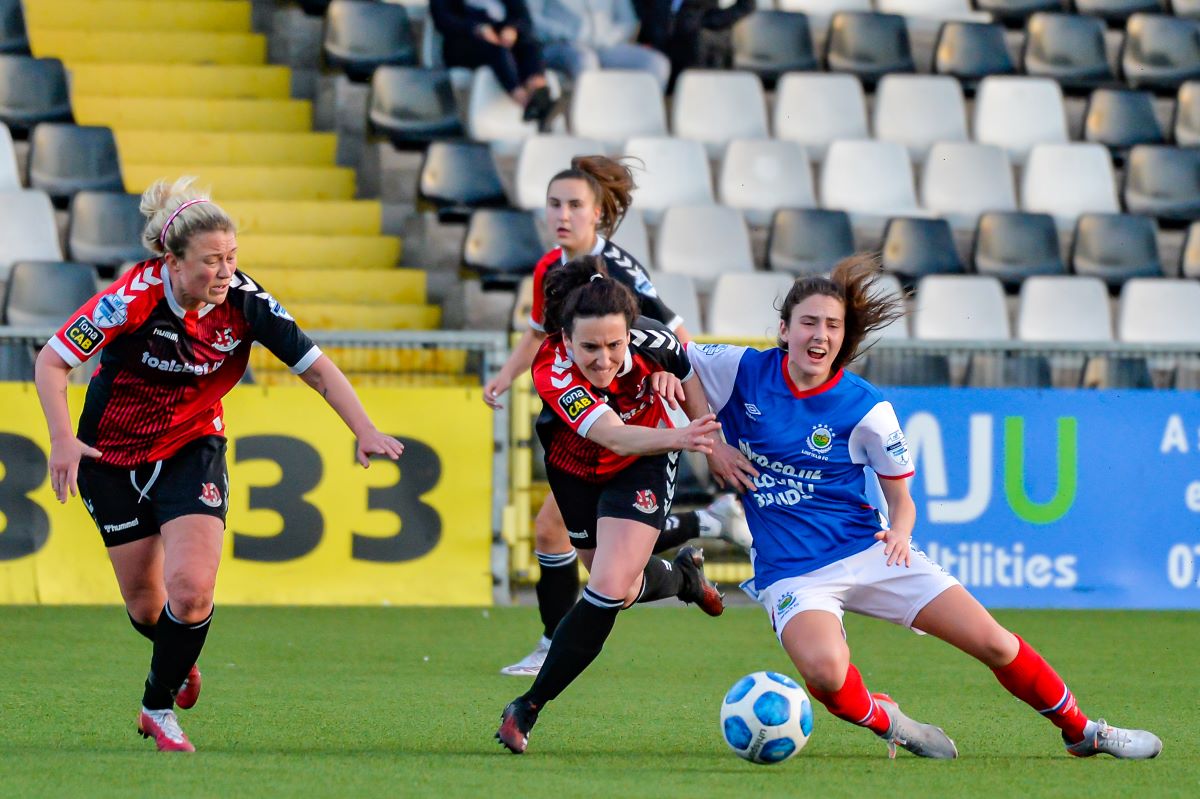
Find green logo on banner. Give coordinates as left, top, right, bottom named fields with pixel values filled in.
left=1003, top=416, right=1078, bottom=525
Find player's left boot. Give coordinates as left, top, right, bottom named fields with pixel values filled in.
left=138, top=707, right=195, bottom=753
left=1065, top=719, right=1162, bottom=759
left=174, top=664, right=202, bottom=709
left=673, top=546, right=725, bottom=617
left=702, top=494, right=753, bottom=553
left=496, top=696, right=541, bottom=754
left=499, top=637, right=551, bottom=677
left=872, top=693, right=958, bottom=759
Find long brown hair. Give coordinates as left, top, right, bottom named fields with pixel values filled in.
left=548, top=155, right=637, bottom=238
left=777, top=254, right=906, bottom=374
left=543, top=255, right=639, bottom=338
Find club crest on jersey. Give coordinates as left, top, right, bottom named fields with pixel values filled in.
left=66, top=316, right=105, bottom=354
left=91, top=294, right=128, bottom=329
left=633, top=489, right=659, bottom=514
left=776, top=592, right=796, bottom=613
left=211, top=326, right=241, bottom=353
left=558, top=386, right=595, bottom=422
left=806, top=424, right=835, bottom=455
left=198, top=482, right=223, bottom=508
left=885, top=430, right=911, bottom=467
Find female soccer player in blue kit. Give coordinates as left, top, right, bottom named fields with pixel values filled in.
left=687, top=255, right=1161, bottom=760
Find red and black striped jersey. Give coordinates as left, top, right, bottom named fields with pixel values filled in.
left=532, top=317, right=692, bottom=482
left=48, top=259, right=320, bottom=468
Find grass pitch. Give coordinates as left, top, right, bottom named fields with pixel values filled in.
left=1, top=606, right=1195, bottom=798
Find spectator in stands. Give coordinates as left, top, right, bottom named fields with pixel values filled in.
left=430, top=0, right=556, bottom=124
left=635, top=0, right=755, bottom=90
left=527, top=0, right=671, bottom=91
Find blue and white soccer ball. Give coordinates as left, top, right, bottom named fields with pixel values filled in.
left=720, top=671, right=813, bottom=764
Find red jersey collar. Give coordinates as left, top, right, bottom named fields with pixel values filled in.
left=781, top=352, right=843, bottom=398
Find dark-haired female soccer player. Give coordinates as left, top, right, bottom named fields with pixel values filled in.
left=34, top=177, right=404, bottom=752
left=687, top=254, right=1162, bottom=760
left=495, top=256, right=725, bottom=754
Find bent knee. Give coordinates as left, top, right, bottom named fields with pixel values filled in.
left=795, top=653, right=851, bottom=693
left=977, top=629, right=1020, bottom=668
left=165, top=576, right=215, bottom=622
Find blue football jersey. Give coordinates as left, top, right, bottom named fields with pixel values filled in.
left=688, top=344, right=914, bottom=590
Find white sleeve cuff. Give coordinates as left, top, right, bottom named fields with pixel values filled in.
left=666, top=315, right=684, bottom=331
left=289, top=345, right=322, bottom=375
left=528, top=316, right=546, bottom=333
left=47, top=336, right=82, bottom=368
left=576, top=403, right=613, bottom=437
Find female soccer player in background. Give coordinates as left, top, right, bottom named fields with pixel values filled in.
left=495, top=257, right=725, bottom=754
left=34, top=178, right=404, bottom=752
left=687, top=255, right=1162, bottom=760
left=484, top=155, right=749, bottom=677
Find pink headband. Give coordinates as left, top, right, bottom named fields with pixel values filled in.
left=159, top=198, right=208, bottom=248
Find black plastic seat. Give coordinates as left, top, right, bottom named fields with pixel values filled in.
left=731, top=11, right=818, bottom=89
left=863, top=353, right=952, bottom=386
left=966, top=354, right=1053, bottom=387
left=1023, top=13, right=1115, bottom=93
left=2, top=260, right=99, bottom=326
left=766, top=208, right=854, bottom=276
left=972, top=0, right=1065, bottom=28
left=1070, top=212, right=1163, bottom=287
left=418, top=141, right=507, bottom=222
left=1123, top=144, right=1200, bottom=223
left=1173, top=80, right=1200, bottom=144
left=1075, top=0, right=1162, bottom=25
left=933, top=22, right=1016, bottom=91
left=323, top=0, right=417, bottom=83
left=462, top=209, right=544, bottom=290
left=27, top=124, right=124, bottom=207
left=1083, top=88, right=1165, bottom=152
left=0, top=0, right=27, bottom=54
left=824, top=13, right=914, bottom=86
left=0, top=56, right=71, bottom=137
left=1122, top=14, right=1200, bottom=93
left=973, top=211, right=1066, bottom=288
left=369, top=66, right=462, bottom=148
left=298, top=0, right=333, bottom=15
left=881, top=217, right=964, bottom=285
left=68, top=191, right=153, bottom=266
left=1088, top=355, right=1153, bottom=388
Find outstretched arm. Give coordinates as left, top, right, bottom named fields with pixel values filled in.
left=484, top=327, right=547, bottom=410
left=34, top=346, right=102, bottom=503
left=297, top=355, right=405, bottom=467
left=585, top=411, right=720, bottom=457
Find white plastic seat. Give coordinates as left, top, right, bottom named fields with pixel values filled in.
left=1017, top=276, right=1113, bottom=342
left=920, top=141, right=1016, bottom=231
left=569, top=70, right=667, bottom=147
left=820, top=140, right=921, bottom=229
left=623, top=137, right=714, bottom=225
left=0, top=190, right=63, bottom=281
left=867, top=272, right=909, bottom=341
left=1117, top=278, right=1200, bottom=343
left=913, top=275, right=1010, bottom=340
left=655, top=205, right=754, bottom=291
left=1020, top=143, right=1119, bottom=232
left=777, top=0, right=871, bottom=28
left=973, top=76, right=1068, bottom=166
left=873, top=75, right=968, bottom=163
left=707, top=273, right=796, bottom=336
left=875, top=0, right=989, bottom=19
left=513, top=134, right=606, bottom=210
left=467, top=68, right=564, bottom=153
left=671, top=70, right=769, bottom=159
left=719, top=139, right=815, bottom=227
left=611, top=208, right=653, bottom=271
left=773, top=73, right=868, bottom=161
left=0, top=123, right=18, bottom=191
left=644, top=269, right=702, bottom=331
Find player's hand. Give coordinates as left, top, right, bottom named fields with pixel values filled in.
left=499, top=25, right=518, bottom=47
left=649, top=370, right=684, bottom=409
left=874, top=527, right=912, bottom=568
left=356, top=429, right=405, bottom=468
left=47, top=437, right=102, bottom=504
left=707, top=441, right=758, bottom=493
left=483, top=373, right=512, bottom=410
left=678, top=414, right=720, bottom=455
left=476, top=24, right=503, bottom=45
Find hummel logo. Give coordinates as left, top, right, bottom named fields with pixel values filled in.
left=551, top=374, right=572, bottom=389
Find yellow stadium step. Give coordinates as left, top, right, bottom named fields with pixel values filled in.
left=289, top=303, right=442, bottom=331
left=250, top=268, right=425, bottom=304
left=237, top=235, right=400, bottom=270
left=122, top=165, right=355, bottom=201
left=251, top=371, right=475, bottom=388
left=73, top=65, right=291, bottom=100
left=115, top=131, right=335, bottom=167
left=23, top=0, right=252, bottom=32
left=75, top=97, right=310, bottom=132
left=222, top=201, right=382, bottom=236
left=250, top=346, right=467, bottom=375
left=30, top=30, right=265, bottom=64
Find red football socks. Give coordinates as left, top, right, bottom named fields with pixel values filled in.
left=806, top=663, right=891, bottom=735
left=992, top=635, right=1089, bottom=742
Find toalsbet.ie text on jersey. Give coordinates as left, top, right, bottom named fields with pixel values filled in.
left=687, top=344, right=914, bottom=589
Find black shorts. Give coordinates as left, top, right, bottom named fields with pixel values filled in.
left=77, top=435, right=229, bottom=548
left=546, top=452, right=678, bottom=550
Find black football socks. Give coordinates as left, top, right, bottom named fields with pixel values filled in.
left=523, top=588, right=621, bottom=707
left=142, top=603, right=212, bottom=711
left=635, top=557, right=686, bottom=603
left=127, top=610, right=157, bottom=642
left=534, top=550, right=580, bottom=639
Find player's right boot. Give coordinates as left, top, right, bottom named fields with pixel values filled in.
left=872, top=693, right=958, bottom=759
left=1064, top=719, right=1162, bottom=759
left=138, top=707, right=195, bottom=752
left=174, top=664, right=202, bottom=709
left=704, top=494, right=753, bottom=554
left=499, top=637, right=551, bottom=677
left=673, top=546, right=725, bottom=617
left=496, top=696, right=541, bottom=754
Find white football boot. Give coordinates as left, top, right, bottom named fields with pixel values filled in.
left=703, top=494, right=753, bottom=553
left=873, top=693, right=958, bottom=759
left=1065, top=719, right=1162, bottom=759
left=499, top=636, right=551, bottom=676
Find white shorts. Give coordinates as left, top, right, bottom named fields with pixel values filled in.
left=758, top=541, right=960, bottom=643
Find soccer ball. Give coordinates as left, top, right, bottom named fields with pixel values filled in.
left=720, top=671, right=813, bottom=764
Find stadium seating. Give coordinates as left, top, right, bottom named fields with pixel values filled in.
left=462, top=209, right=544, bottom=289
left=973, top=0, right=1065, bottom=28
left=609, top=208, right=653, bottom=269
left=0, top=55, right=70, bottom=136
left=569, top=71, right=667, bottom=147
left=965, top=353, right=1054, bottom=387
left=1117, top=277, right=1200, bottom=342
left=773, top=73, right=868, bottom=160
left=27, top=123, right=123, bottom=205
left=0, top=122, right=17, bottom=190
left=707, top=273, right=796, bottom=336
left=718, top=139, right=815, bottom=227
left=643, top=269, right=702, bottom=331
left=873, top=75, right=968, bottom=163
left=881, top=217, right=964, bottom=284
left=766, top=208, right=856, bottom=275
left=973, top=76, right=1068, bottom=164
left=417, top=141, right=507, bottom=222
left=865, top=272, right=909, bottom=340
left=1083, top=88, right=1166, bottom=152
left=876, top=0, right=989, bottom=21
left=913, top=275, right=1011, bottom=339
left=671, top=70, right=768, bottom=158
left=1020, top=142, right=1119, bottom=230
left=67, top=191, right=152, bottom=267
left=1123, top=144, right=1200, bottom=223
left=973, top=211, right=1066, bottom=287
left=513, top=135, right=605, bottom=210
left=1070, top=213, right=1163, bottom=287
left=863, top=353, right=952, bottom=385
left=932, top=22, right=1017, bottom=90
left=299, top=0, right=333, bottom=15
left=2, top=261, right=99, bottom=326
left=655, top=205, right=754, bottom=289
left=1022, top=13, right=1114, bottom=93
left=777, top=0, right=872, bottom=24
left=467, top=67, right=565, bottom=148
left=322, top=0, right=417, bottom=82
left=919, top=142, right=1017, bottom=231
left=1174, top=80, right=1200, bottom=145
left=1017, top=275, right=1113, bottom=341
left=1123, top=14, right=1200, bottom=94
left=368, top=66, right=463, bottom=147
left=0, top=190, right=63, bottom=280
left=820, top=140, right=921, bottom=228
left=824, top=12, right=915, bottom=85
left=730, top=11, right=818, bottom=88
left=1074, top=0, right=1161, bottom=24
left=0, top=0, right=27, bottom=54
left=623, top=137, right=714, bottom=225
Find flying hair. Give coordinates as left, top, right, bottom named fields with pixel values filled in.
left=548, top=155, right=639, bottom=238
left=542, top=255, right=639, bottom=338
